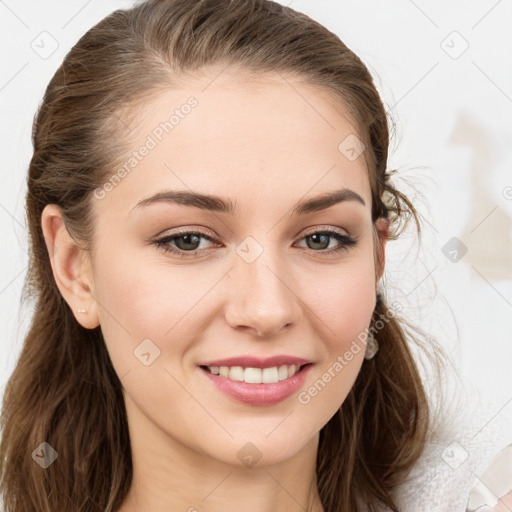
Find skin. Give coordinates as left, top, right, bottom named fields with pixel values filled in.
left=42, top=68, right=389, bottom=512
left=494, top=492, right=512, bottom=512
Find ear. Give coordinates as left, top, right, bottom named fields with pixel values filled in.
left=375, top=217, right=390, bottom=285
left=41, top=204, right=100, bottom=329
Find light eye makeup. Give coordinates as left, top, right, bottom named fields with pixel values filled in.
left=151, top=226, right=358, bottom=259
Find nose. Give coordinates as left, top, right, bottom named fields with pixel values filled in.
left=224, top=247, right=302, bottom=338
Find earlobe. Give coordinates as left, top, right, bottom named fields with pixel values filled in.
left=41, top=204, right=100, bottom=329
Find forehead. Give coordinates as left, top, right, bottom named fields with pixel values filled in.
left=95, top=69, right=372, bottom=219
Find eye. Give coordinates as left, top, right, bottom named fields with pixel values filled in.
left=153, top=228, right=218, bottom=258
left=152, top=226, right=358, bottom=258
left=295, top=228, right=357, bottom=254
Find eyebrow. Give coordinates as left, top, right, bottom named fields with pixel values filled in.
left=129, top=187, right=366, bottom=216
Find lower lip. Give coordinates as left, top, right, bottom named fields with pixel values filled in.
left=198, top=364, right=313, bottom=406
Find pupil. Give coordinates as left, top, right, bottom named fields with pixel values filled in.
left=309, top=233, right=328, bottom=250
left=178, top=234, right=200, bottom=250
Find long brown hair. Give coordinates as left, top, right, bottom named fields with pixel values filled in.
left=0, top=1, right=447, bottom=510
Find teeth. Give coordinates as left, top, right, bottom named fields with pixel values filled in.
left=229, top=366, right=244, bottom=381
left=262, top=367, right=279, bottom=384
left=244, top=367, right=262, bottom=383
left=278, top=365, right=289, bottom=380
left=205, top=364, right=304, bottom=383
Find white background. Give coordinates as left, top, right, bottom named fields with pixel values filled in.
left=1, top=0, right=511, bottom=504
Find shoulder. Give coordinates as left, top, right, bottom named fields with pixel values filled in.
left=466, top=444, right=512, bottom=511
left=388, top=393, right=512, bottom=512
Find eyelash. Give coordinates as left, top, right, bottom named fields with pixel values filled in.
left=153, top=227, right=358, bottom=259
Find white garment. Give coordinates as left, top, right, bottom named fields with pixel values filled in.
left=467, top=445, right=512, bottom=510
left=387, top=388, right=512, bottom=512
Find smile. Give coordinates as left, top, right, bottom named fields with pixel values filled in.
left=201, top=363, right=311, bottom=384
left=197, top=362, right=313, bottom=406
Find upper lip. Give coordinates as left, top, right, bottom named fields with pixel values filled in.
left=198, top=355, right=312, bottom=368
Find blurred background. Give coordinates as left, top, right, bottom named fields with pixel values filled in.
left=1, top=1, right=511, bottom=509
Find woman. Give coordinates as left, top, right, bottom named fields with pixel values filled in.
left=0, top=0, right=451, bottom=510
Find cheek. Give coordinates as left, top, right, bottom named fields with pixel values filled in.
left=91, top=242, right=210, bottom=371
left=304, top=256, right=377, bottom=348
left=295, top=258, right=376, bottom=420
left=91, top=246, right=202, bottom=413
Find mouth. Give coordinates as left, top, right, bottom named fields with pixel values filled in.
left=197, top=360, right=314, bottom=406
left=199, top=362, right=313, bottom=384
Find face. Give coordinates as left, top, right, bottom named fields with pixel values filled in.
left=70, top=69, right=387, bottom=468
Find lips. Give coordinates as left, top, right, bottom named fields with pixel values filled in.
left=198, top=355, right=312, bottom=368
left=198, top=363, right=313, bottom=406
